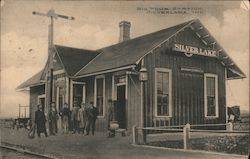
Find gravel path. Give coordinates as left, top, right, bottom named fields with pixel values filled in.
left=0, top=128, right=247, bottom=159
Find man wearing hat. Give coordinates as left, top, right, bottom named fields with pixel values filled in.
left=86, top=101, right=98, bottom=135
left=59, top=102, right=70, bottom=134
left=49, top=102, right=58, bottom=135
left=35, top=104, right=48, bottom=137
left=78, top=102, right=87, bottom=134
left=71, top=101, right=80, bottom=134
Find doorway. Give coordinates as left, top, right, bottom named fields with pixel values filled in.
left=116, top=85, right=126, bottom=129
left=38, top=95, right=46, bottom=111
left=70, top=82, right=85, bottom=109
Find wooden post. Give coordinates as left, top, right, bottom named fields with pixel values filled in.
left=24, top=107, right=26, bottom=118
left=142, top=80, right=146, bottom=144
left=18, top=104, right=21, bottom=118
left=227, top=122, right=233, bottom=131
left=142, top=128, right=147, bottom=144
left=183, top=123, right=191, bottom=150
left=132, top=125, right=137, bottom=145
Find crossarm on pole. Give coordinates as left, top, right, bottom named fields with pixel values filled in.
left=57, top=14, right=75, bottom=20
left=32, top=11, right=47, bottom=17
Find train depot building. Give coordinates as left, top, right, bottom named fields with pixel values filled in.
left=17, top=19, right=245, bottom=131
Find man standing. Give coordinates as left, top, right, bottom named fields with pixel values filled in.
left=71, top=102, right=80, bottom=134
left=107, top=99, right=115, bottom=137
left=60, top=103, right=70, bottom=134
left=35, top=104, right=48, bottom=138
left=49, top=102, right=58, bottom=135
left=78, top=103, right=87, bottom=134
left=86, top=101, right=98, bottom=135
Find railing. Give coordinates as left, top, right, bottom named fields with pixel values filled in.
left=132, top=123, right=249, bottom=152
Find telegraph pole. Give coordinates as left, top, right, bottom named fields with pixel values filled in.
left=32, top=9, right=74, bottom=114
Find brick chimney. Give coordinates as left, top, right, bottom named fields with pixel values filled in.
left=119, top=21, right=131, bottom=43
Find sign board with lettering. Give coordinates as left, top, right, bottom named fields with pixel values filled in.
left=173, top=43, right=218, bottom=58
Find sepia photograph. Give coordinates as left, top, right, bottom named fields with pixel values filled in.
left=1, top=0, right=249, bottom=158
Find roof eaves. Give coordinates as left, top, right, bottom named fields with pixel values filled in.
left=227, top=68, right=246, bottom=79
left=16, top=82, right=45, bottom=91
left=194, top=20, right=246, bottom=79
left=227, top=76, right=245, bottom=80
left=135, top=19, right=197, bottom=65
left=74, top=64, right=136, bottom=78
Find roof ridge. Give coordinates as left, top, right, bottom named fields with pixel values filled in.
left=135, top=19, right=196, bottom=64
left=55, top=44, right=99, bottom=53
left=75, top=19, right=196, bottom=77
left=97, top=19, right=196, bottom=51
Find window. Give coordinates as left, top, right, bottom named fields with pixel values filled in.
left=95, top=76, right=105, bottom=117
left=155, top=68, right=172, bottom=117
left=204, top=74, right=218, bottom=118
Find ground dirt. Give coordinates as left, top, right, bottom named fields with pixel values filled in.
left=0, top=128, right=248, bottom=159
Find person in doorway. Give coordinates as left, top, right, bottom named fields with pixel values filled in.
left=59, top=103, right=70, bottom=134
left=107, top=99, right=115, bottom=137
left=71, top=102, right=80, bottom=134
left=78, top=103, right=87, bottom=134
left=35, top=104, right=48, bottom=138
left=86, top=101, right=98, bottom=135
left=49, top=102, right=58, bottom=135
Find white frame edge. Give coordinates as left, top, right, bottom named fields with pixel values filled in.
left=94, top=75, right=105, bottom=118
left=204, top=73, right=219, bottom=118
left=154, top=68, right=172, bottom=118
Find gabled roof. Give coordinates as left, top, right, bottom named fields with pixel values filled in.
left=75, top=19, right=245, bottom=79
left=17, top=19, right=245, bottom=90
left=16, top=70, right=44, bottom=90
left=75, top=20, right=193, bottom=76
left=188, top=19, right=245, bottom=79
left=54, top=45, right=100, bottom=76
left=17, top=45, right=99, bottom=90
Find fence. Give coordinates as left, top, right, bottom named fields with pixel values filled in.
left=18, top=104, right=30, bottom=118
left=132, top=123, right=249, bottom=155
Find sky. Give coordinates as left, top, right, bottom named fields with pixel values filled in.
left=1, top=0, right=249, bottom=118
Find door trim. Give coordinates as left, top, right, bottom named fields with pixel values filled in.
left=37, top=94, right=46, bottom=112
left=70, top=80, right=86, bottom=109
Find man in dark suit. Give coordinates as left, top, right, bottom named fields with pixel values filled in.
left=71, top=102, right=80, bottom=134
left=86, top=101, right=98, bottom=135
left=35, top=104, right=48, bottom=137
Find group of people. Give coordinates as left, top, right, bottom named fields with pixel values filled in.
left=70, top=101, right=98, bottom=135
left=34, top=101, right=98, bottom=138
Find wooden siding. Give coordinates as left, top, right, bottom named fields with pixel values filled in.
left=144, top=27, right=226, bottom=127
left=82, top=72, right=142, bottom=132
left=83, top=75, right=112, bottom=131
left=127, top=74, right=142, bottom=129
